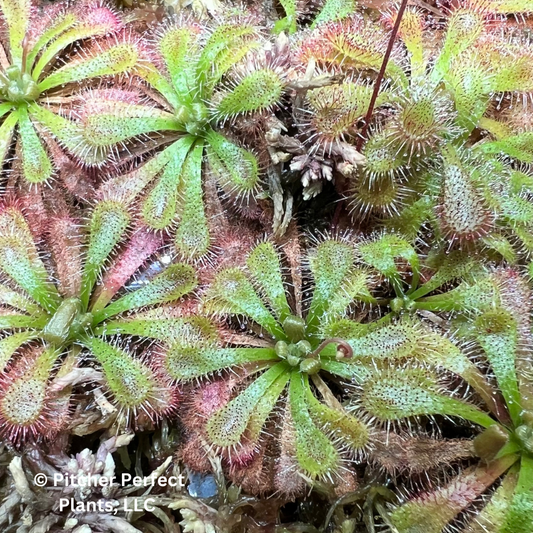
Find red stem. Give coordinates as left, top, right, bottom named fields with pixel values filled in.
left=309, top=337, right=353, bottom=359
left=331, top=0, right=408, bottom=229
left=356, top=0, right=408, bottom=151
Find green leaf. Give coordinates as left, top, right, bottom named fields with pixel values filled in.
left=477, top=133, right=533, bottom=163
left=389, top=455, right=518, bottom=533
left=17, top=106, right=53, bottom=184
left=513, top=226, right=533, bottom=255
left=0, top=110, right=18, bottom=166
left=38, top=43, right=139, bottom=92
left=386, top=196, right=434, bottom=240
left=0, top=331, right=36, bottom=371
left=305, top=384, right=369, bottom=450
left=500, top=455, right=533, bottom=533
left=80, top=101, right=179, bottom=150
left=478, top=116, right=513, bottom=140
left=312, top=0, right=355, bottom=28
left=30, top=346, right=62, bottom=381
left=347, top=320, right=422, bottom=360
left=491, top=52, right=533, bottom=93
left=205, top=362, right=289, bottom=447
left=204, top=267, right=285, bottom=340
left=158, top=26, right=200, bottom=105
left=421, top=331, right=499, bottom=414
left=325, top=268, right=376, bottom=317
left=499, top=195, right=533, bottom=226
left=409, top=250, right=476, bottom=299
left=163, top=346, right=278, bottom=382
left=432, top=7, right=485, bottom=83
left=306, top=83, right=387, bottom=143
left=92, top=263, right=197, bottom=324
left=174, top=141, right=210, bottom=259
left=81, top=201, right=130, bottom=310
left=320, top=358, right=371, bottom=381
left=205, top=129, right=259, bottom=198
left=0, top=0, right=31, bottom=65
left=289, top=372, right=340, bottom=478
left=397, top=9, right=425, bottom=77
left=321, top=317, right=372, bottom=342
left=332, top=320, right=436, bottom=363
left=0, top=346, right=60, bottom=436
left=274, top=0, right=297, bottom=33
left=42, top=297, right=82, bottom=346
left=27, top=103, right=101, bottom=165
left=489, top=0, right=533, bottom=12
left=474, top=310, right=522, bottom=425
left=415, top=274, right=499, bottom=313
left=83, top=337, right=163, bottom=412
left=196, top=23, right=258, bottom=96
left=445, top=56, right=490, bottom=133
left=467, top=469, right=518, bottom=533
left=246, top=242, right=291, bottom=324
left=307, top=239, right=357, bottom=331
left=142, top=137, right=194, bottom=230
left=134, top=61, right=182, bottom=110
left=359, top=234, right=419, bottom=296
left=481, top=234, right=518, bottom=264
left=103, top=137, right=195, bottom=205
left=214, top=68, right=284, bottom=120
left=32, top=15, right=126, bottom=80
left=329, top=317, right=496, bottom=409
left=359, top=366, right=496, bottom=428
left=95, top=312, right=217, bottom=343
left=0, top=207, right=60, bottom=313
left=26, top=12, right=77, bottom=71
left=311, top=25, right=406, bottom=83
left=0, top=313, right=48, bottom=329
left=247, top=368, right=290, bottom=441
left=0, top=283, right=44, bottom=315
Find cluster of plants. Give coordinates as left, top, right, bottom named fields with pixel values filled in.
left=0, top=0, right=533, bottom=531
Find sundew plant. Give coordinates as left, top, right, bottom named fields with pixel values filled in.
left=169, top=233, right=511, bottom=498
left=76, top=15, right=286, bottom=259
left=290, top=0, right=533, bottom=260
left=356, top=267, right=533, bottom=533
left=0, top=198, right=197, bottom=442
left=162, top=239, right=372, bottom=490
left=0, top=0, right=139, bottom=184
